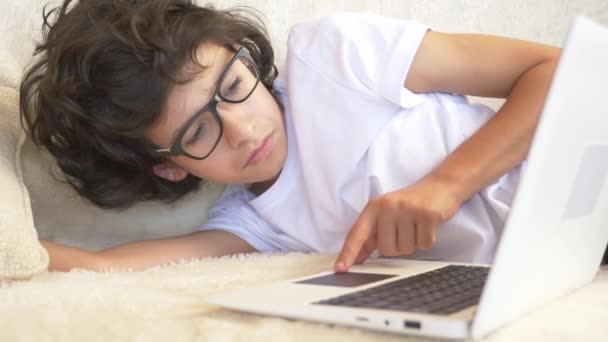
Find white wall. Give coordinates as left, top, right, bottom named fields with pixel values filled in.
left=208, top=0, right=608, bottom=67
left=3, top=0, right=608, bottom=88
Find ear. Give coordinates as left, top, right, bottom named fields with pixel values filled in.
left=152, top=163, right=189, bottom=182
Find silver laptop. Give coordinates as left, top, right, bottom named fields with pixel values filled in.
left=208, top=16, right=608, bottom=339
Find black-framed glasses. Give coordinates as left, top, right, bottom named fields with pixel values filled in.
left=154, top=47, right=260, bottom=160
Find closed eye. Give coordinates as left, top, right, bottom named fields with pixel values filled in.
left=226, top=77, right=242, bottom=96
left=185, top=124, right=205, bottom=146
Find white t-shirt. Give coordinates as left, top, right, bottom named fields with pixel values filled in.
left=199, top=13, right=523, bottom=264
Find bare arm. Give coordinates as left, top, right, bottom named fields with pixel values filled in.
left=405, top=30, right=560, bottom=202
left=41, top=230, right=257, bottom=272
left=336, top=31, right=560, bottom=271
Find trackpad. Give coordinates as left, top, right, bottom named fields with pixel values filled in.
left=295, top=272, right=397, bottom=287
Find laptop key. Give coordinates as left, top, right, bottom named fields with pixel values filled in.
left=313, top=265, right=489, bottom=315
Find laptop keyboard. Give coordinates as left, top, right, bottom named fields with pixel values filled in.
left=314, top=265, right=489, bottom=315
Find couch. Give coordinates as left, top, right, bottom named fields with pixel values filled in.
left=1, top=0, right=607, bottom=341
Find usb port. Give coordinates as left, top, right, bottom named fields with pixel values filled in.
left=404, top=320, right=421, bottom=329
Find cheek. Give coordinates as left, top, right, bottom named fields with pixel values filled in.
left=175, top=151, right=237, bottom=181
left=250, top=86, right=281, bottom=116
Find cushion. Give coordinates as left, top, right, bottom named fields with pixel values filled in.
left=21, top=141, right=225, bottom=250
left=0, top=86, right=48, bottom=280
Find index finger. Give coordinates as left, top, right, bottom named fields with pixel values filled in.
left=334, top=207, right=377, bottom=272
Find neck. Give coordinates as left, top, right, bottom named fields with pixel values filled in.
left=248, top=173, right=280, bottom=196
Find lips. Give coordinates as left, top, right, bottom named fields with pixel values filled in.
left=245, top=131, right=274, bottom=167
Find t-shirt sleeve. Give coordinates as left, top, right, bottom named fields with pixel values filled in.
left=288, top=12, right=429, bottom=108
left=198, top=187, right=278, bottom=253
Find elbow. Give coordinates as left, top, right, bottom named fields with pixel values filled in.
left=537, top=46, right=561, bottom=75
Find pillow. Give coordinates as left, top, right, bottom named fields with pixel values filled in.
left=0, top=85, right=48, bottom=280
left=21, top=137, right=225, bottom=251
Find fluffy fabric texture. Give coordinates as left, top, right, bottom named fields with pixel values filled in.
left=0, top=254, right=607, bottom=341
left=0, top=86, right=48, bottom=279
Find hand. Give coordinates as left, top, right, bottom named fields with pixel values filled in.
left=334, top=177, right=463, bottom=272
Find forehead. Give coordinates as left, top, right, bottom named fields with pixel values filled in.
left=171, top=43, right=231, bottom=100
left=147, top=43, right=232, bottom=143
left=163, top=43, right=232, bottom=114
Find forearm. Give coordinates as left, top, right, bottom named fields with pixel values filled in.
left=42, top=239, right=198, bottom=272
left=98, top=239, right=189, bottom=271
left=41, top=240, right=102, bottom=272
left=97, top=232, right=253, bottom=271
left=41, top=231, right=256, bottom=272
left=425, top=58, right=558, bottom=203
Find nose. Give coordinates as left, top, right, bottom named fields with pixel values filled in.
left=217, top=103, right=256, bottom=149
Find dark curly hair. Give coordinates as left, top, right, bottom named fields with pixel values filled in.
left=19, top=0, right=278, bottom=209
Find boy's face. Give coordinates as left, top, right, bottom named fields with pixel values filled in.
left=146, top=43, right=287, bottom=189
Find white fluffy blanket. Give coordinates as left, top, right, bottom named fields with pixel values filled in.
left=1, top=253, right=607, bottom=341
